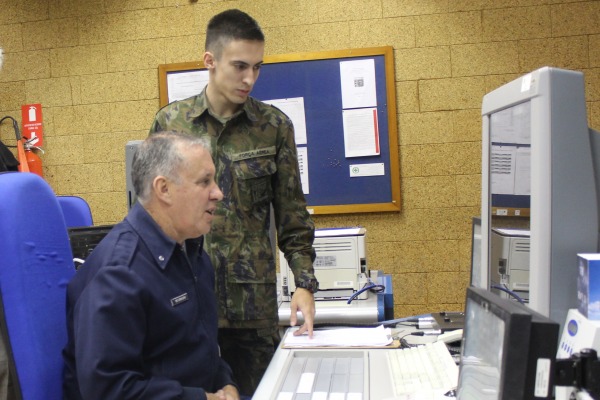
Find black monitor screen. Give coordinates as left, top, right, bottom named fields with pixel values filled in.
left=456, top=287, right=532, bottom=400
left=68, top=225, right=113, bottom=267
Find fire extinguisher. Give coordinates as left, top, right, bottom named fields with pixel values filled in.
left=23, top=138, right=44, bottom=178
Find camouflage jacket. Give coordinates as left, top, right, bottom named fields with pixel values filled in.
left=149, top=90, right=317, bottom=327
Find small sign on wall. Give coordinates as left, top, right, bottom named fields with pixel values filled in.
left=21, top=104, right=44, bottom=147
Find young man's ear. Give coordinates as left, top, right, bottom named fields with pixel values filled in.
left=203, top=51, right=215, bottom=70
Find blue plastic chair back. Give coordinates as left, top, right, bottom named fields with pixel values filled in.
left=0, top=172, right=75, bottom=400
left=56, top=195, right=93, bottom=227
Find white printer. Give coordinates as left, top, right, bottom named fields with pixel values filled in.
left=490, top=227, right=530, bottom=302
left=279, top=227, right=367, bottom=301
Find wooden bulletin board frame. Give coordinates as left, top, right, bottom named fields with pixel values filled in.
left=158, top=46, right=400, bottom=215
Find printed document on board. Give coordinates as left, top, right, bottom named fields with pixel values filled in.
left=339, top=59, right=377, bottom=109
left=342, top=108, right=380, bottom=157
left=296, top=147, right=309, bottom=194
left=167, top=70, right=209, bottom=103
left=263, top=97, right=308, bottom=145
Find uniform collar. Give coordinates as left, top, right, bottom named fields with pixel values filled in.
left=126, top=203, right=203, bottom=270
left=188, top=88, right=259, bottom=124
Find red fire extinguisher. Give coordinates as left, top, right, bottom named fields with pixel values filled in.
left=23, top=138, right=44, bottom=178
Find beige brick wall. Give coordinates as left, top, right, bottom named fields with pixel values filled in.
left=1, top=0, right=599, bottom=318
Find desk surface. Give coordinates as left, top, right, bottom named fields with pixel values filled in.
left=253, top=325, right=448, bottom=400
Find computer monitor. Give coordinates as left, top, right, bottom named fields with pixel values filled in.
left=68, top=225, right=113, bottom=268
left=456, top=287, right=559, bottom=400
left=480, top=67, right=599, bottom=328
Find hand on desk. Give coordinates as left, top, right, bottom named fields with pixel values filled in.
left=207, top=384, right=239, bottom=400
left=290, top=288, right=315, bottom=338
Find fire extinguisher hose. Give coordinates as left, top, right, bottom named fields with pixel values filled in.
left=0, top=116, right=29, bottom=173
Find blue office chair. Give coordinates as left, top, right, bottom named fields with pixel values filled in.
left=0, top=172, right=75, bottom=400
left=56, top=195, right=93, bottom=228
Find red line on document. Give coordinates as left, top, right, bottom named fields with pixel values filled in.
left=372, top=109, right=380, bottom=153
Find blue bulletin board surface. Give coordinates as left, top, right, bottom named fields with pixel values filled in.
left=159, top=47, right=400, bottom=215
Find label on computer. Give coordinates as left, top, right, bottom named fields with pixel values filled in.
left=534, top=358, right=551, bottom=397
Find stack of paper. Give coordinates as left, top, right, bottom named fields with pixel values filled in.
left=283, top=325, right=393, bottom=348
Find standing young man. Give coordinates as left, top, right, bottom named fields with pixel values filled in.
left=149, top=9, right=319, bottom=396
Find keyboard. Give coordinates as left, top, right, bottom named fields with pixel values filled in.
left=386, top=340, right=459, bottom=397
left=275, top=350, right=368, bottom=400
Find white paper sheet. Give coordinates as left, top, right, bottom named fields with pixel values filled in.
left=339, top=59, right=377, bottom=109
left=342, top=108, right=380, bottom=157
left=297, top=146, right=309, bottom=194
left=283, top=325, right=393, bottom=348
left=263, top=97, right=308, bottom=145
left=349, top=163, right=384, bottom=177
left=167, top=70, right=209, bottom=103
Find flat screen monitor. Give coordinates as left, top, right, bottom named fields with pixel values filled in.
left=68, top=225, right=113, bottom=268
left=480, top=67, right=599, bottom=328
left=456, top=287, right=559, bottom=400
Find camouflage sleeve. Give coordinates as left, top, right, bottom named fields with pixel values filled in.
left=271, top=116, right=318, bottom=287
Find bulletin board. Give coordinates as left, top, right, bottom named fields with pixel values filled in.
left=158, top=46, right=400, bottom=215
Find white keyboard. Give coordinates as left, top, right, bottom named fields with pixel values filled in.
left=386, top=341, right=459, bottom=396
left=275, top=351, right=367, bottom=400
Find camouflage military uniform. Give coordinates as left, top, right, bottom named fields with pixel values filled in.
left=149, top=89, right=317, bottom=395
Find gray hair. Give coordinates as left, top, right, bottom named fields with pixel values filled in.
left=0, top=48, right=3, bottom=70
left=132, top=131, right=210, bottom=204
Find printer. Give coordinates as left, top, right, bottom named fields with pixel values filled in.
left=490, top=227, right=530, bottom=302
left=279, top=227, right=368, bottom=301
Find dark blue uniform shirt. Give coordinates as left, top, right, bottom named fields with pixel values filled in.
left=63, top=203, right=235, bottom=400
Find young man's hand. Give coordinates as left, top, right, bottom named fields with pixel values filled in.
left=290, top=288, right=316, bottom=338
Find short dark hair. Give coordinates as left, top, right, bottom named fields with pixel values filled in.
left=205, top=9, right=264, bottom=58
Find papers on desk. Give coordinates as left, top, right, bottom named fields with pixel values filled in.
left=283, top=325, right=393, bottom=348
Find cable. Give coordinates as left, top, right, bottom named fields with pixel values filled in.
left=313, top=321, right=382, bottom=329
left=346, top=277, right=385, bottom=304
left=491, top=284, right=526, bottom=304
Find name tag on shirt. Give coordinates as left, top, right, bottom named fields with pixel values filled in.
left=170, top=293, right=189, bottom=307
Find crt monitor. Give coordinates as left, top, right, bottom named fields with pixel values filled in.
left=456, top=287, right=559, bottom=400
left=480, top=67, right=599, bottom=328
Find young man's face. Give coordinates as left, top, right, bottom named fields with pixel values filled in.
left=204, top=39, right=265, bottom=116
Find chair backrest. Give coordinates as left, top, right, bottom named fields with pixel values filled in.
left=56, top=195, right=93, bottom=228
left=0, top=172, right=75, bottom=400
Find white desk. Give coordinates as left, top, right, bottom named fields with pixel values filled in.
left=253, top=325, right=445, bottom=400
left=253, top=328, right=397, bottom=400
